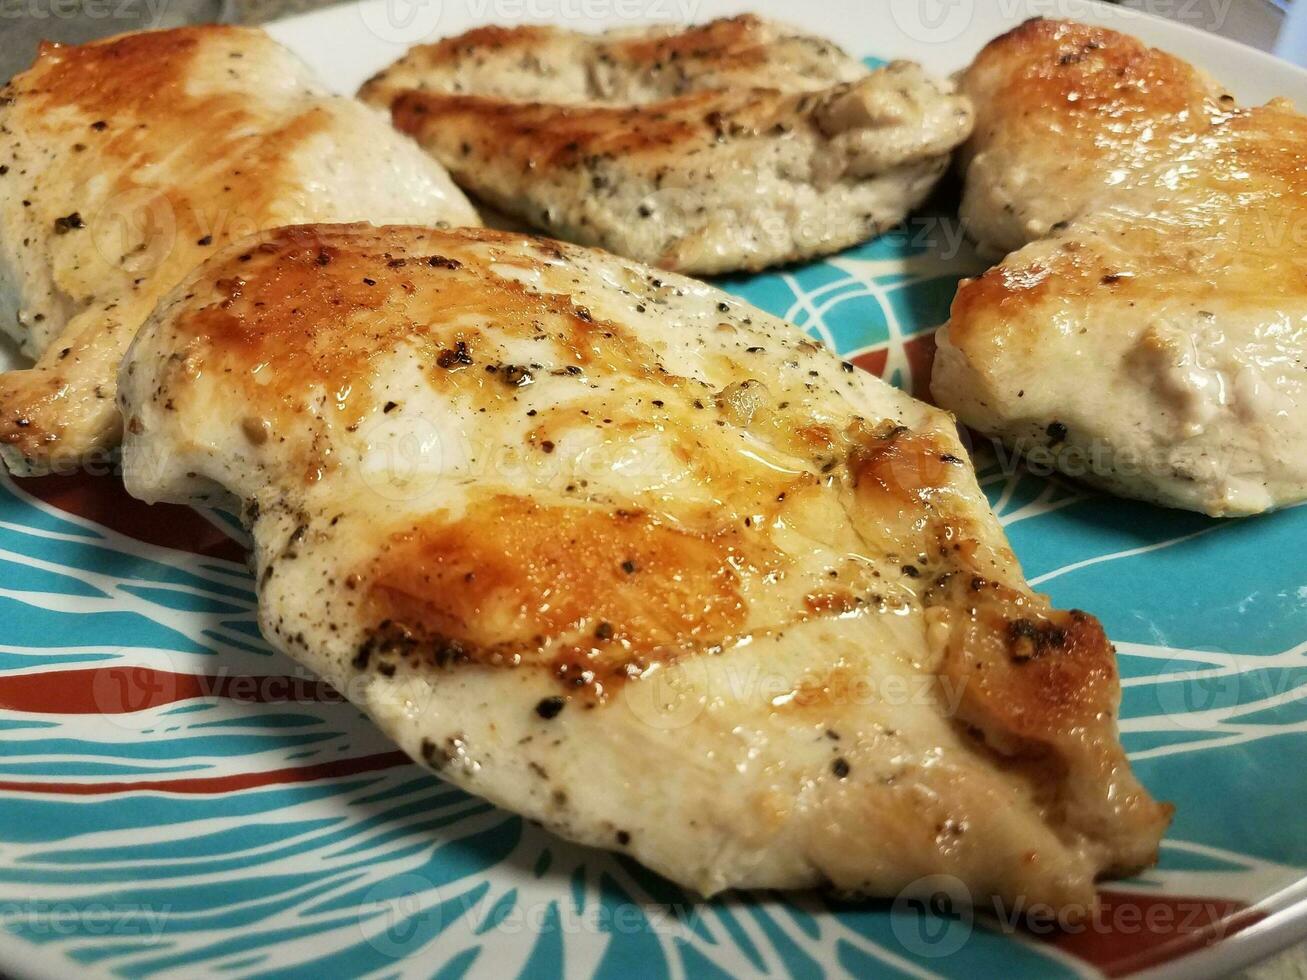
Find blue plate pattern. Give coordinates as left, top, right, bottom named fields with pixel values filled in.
left=0, top=198, right=1305, bottom=980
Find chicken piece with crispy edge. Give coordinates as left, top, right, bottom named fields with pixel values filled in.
left=359, top=16, right=973, bottom=275
left=934, top=18, right=1307, bottom=516
left=119, top=223, right=1169, bottom=914
left=0, top=25, right=479, bottom=476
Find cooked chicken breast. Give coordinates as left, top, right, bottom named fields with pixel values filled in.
left=934, top=19, right=1307, bottom=516
left=119, top=223, right=1169, bottom=913
left=361, top=16, right=871, bottom=102
left=0, top=26, right=478, bottom=476
left=359, top=17, right=972, bottom=274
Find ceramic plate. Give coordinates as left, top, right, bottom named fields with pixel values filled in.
left=2, top=1, right=1306, bottom=977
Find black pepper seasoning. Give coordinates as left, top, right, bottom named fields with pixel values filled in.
left=535, top=697, right=565, bottom=720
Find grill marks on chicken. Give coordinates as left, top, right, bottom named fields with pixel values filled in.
left=361, top=16, right=870, bottom=102
left=118, top=223, right=1168, bottom=910
left=933, top=18, right=1307, bottom=515
left=0, top=25, right=477, bottom=474
left=360, top=16, right=972, bottom=274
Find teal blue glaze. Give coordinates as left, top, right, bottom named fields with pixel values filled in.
left=473, top=888, right=518, bottom=936
left=591, top=874, right=668, bottom=980
left=0, top=556, right=109, bottom=597
left=516, top=902, right=564, bottom=980
left=118, top=585, right=249, bottom=615
left=0, top=761, right=210, bottom=776
left=0, top=778, right=380, bottom=844
left=305, top=821, right=522, bottom=916
left=186, top=713, right=327, bottom=730
left=1135, top=733, right=1307, bottom=866
left=675, top=940, right=737, bottom=980
left=67, top=941, right=177, bottom=965
left=27, top=818, right=342, bottom=864
left=705, top=902, right=767, bottom=974
left=119, top=913, right=368, bottom=977
left=0, top=732, right=337, bottom=760
left=0, top=482, right=104, bottom=538
left=0, top=595, right=213, bottom=652
left=430, top=946, right=482, bottom=980
left=744, top=904, right=823, bottom=980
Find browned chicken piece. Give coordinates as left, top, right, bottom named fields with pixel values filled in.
left=0, top=26, right=477, bottom=475
left=360, top=17, right=972, bottom=274
left=955, top=18, right=1231, bottom=257
left=934, top=19, right=1307, bottom=515
left=119, top=223, right=1169, bottom=912
left=360, top=15, right=870, bottom=102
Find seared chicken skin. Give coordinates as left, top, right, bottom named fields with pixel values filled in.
left=119, top=223, right=1169, bottom=912
left=0, top=26, right=477, bottom=475
left=360, top=17, right=972, bottom=274
left=934, top=19, right=1307, bottom=515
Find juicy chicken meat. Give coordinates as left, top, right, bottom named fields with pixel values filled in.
left=119, top=224, right=1169, bottom=911
left=0, top=25, right=478, bottom=475
left=934, top=19, right=1307, bottom=515
left=359, top=17, right=972, bottom=274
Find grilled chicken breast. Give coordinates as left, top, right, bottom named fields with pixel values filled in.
left=0, top=26, right=478, bottom=476
left=359, top=17, right=972, bottom=274
left=934, top=19, right=1307, bottom=515
left=119, top=223, right=1169, bottom=912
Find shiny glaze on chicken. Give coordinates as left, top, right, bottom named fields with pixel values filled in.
left=119, top=223, right=1169, bottom=910
left=0, top=26, right=476, bottom=474
left=935, top=19, right=1307, bottom=515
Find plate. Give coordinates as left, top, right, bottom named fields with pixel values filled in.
left=2, top=1, right=1306, bottom=977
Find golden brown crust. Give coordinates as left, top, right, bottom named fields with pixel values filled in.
left=949, top=101, right=1307, bottom=346
left=28, top=27, right=240, bottom=116
left=945, top=19, right=1307, bottom=462
left=928, top=570, right=1172, bottom=873
left=965, top=17, right=1218, bottom=143
left=589, top=14, right=806, bottom=76
left=389, top=85, right=817, bottom=179
left=121, top=222, right=1171, bottom=905
left=0, top=26, right=475, bottom=473
left=364, top=493, right=767, bottom=685
left=0, top=27, right=325, bottom=466
left=166, top=226, right=661, bottom=442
